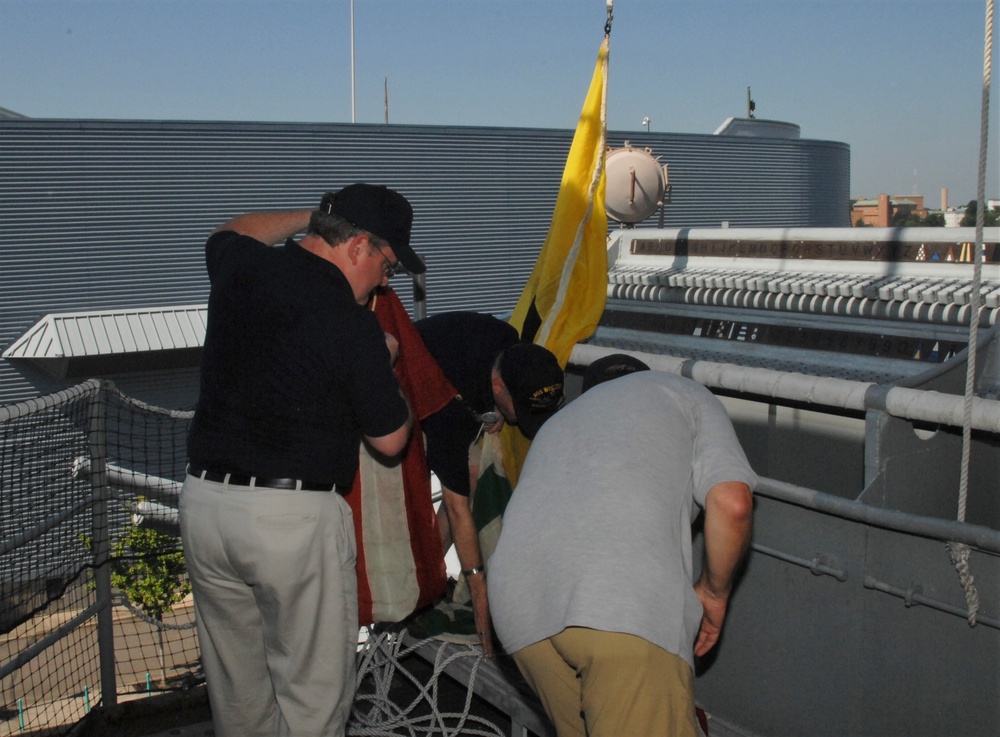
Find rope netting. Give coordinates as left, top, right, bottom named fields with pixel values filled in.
left=1, top=380, right=200, bottom=735
left=350, top=629, right=505, bottom=737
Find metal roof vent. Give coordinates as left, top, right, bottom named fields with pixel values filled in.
left=2, top=305, right=207, bottom=378
left=713, top=117, right=801, bottom=139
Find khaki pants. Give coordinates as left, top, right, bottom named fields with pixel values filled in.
left=513, top=627, right=699, bottom=737
left=180, top=474, right=358, bottom=737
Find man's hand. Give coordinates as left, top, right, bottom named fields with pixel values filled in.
left=483, top=413, right=505, bottom=434
left=385, top=333, right=400, bottom=365
left=693, top=581, right=729, bottom=657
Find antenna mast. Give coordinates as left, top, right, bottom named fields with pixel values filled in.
left=350, top=0, right=356, bottom=123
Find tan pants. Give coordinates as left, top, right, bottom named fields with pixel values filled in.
left=513, top=627, right=699, bottom=737
left=180, top=474, right=358, bottom=737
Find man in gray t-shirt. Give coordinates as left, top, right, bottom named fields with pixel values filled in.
left=488, top=356, right=757, bottom=737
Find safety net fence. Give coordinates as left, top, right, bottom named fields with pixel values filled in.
left=1, top=380, right=197, bottom=736
left=1, top=381, right=515, bottom=737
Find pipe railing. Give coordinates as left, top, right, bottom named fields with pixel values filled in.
left=569, top=343, right=1000, bottom=433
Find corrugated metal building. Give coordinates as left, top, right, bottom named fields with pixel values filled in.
left=0, top=118, right=849, bottom=408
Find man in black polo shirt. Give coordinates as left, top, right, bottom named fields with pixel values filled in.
left=180, top=184, right=422, bottom=737
left=415, top=311, right=564, bottom=657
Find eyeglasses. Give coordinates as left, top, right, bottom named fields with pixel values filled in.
left=372, top=246, right=404, bottom=278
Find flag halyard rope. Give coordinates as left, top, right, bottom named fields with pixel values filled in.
left=948, top=0, right=993, bottom=628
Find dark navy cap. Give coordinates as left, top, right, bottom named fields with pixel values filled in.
left=499, top=343, right=565, bottom=440
left=320, top=183, right=423, bottom=274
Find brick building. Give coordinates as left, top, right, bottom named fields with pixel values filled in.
left=851, top=193, right=928, bottom=226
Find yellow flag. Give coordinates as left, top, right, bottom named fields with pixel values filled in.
left=498, top=38, right=610, bottom=486
left=509, top=38, right=609, bottom=368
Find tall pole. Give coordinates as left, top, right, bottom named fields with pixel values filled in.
left=350, top=0, right=356, bottom=123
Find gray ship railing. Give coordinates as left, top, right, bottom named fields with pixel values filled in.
left=570, top=343, right=1000, bottom=433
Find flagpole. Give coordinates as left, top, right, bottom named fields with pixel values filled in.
left=350, top=0, right=356, bottom=123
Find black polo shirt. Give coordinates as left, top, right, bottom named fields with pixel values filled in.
left=188, top=231, right=409, bottom=487
left=415, top=312, right=518, bottom=497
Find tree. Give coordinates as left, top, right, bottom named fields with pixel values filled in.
left=960, top=199, right=1000, bottom=227
left=960, top=199, right=979, bottom=226
left=890, top=210, right=911, bottom=228
left=110, top=525, right=192, bottom=687
left=887, top=210, right=945, bottom=227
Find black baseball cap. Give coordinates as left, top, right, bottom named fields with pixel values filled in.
left=499, top=343, right=565, bottom=440
left=319, top=183, right=424, bottom=274
left=581, top=353, right=651, bottom=393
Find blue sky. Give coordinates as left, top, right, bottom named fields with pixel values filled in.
left=3, top=0, right=998, bottom=206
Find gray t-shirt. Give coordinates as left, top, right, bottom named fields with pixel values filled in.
left=488, top=371, right=758, bottom=668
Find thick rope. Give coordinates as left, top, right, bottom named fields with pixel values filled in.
left=948, top=0, right=993, bottom=627
left=349, top=629, right=504, bottom=737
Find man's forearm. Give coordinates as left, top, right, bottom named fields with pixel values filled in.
left=444, top=490, right=483, bottom=571
left=700, top=481, right=753, bottom=595
left=213, top=209, right=313, bottom=246
left=444, top=488, right=494, bottom=656
left=693, top=481, right=753, bottom=657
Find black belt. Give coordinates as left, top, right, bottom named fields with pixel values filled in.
left=188, top=465, right=340, bottom=493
